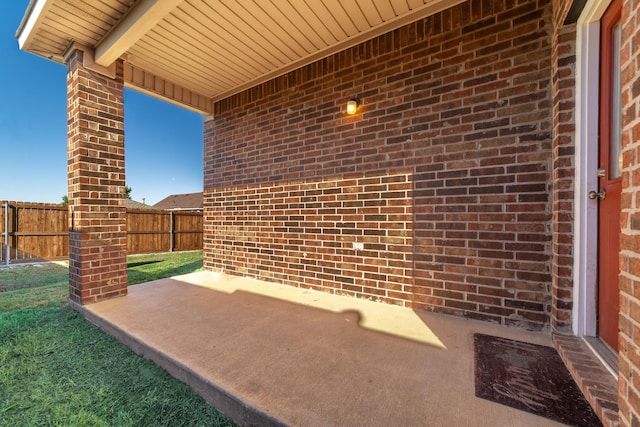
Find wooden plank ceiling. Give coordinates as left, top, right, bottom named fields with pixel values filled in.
left=17, top=0, right=462, bottom=114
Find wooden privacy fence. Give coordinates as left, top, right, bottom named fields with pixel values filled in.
left=1, top=201, right=203, bottom=265
left=127, top=209, right=203, bottom=254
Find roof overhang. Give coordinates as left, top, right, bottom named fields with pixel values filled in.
left=17, top=0, right=464, bottom=115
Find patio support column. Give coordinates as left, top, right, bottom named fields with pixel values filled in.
left=66, top=49, right=127, bottom=305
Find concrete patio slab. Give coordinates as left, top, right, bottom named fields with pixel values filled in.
left=80, top=272, right=570, bottom=426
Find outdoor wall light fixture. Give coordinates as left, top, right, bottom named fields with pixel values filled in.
left=346, top=98, right=360, bottom=115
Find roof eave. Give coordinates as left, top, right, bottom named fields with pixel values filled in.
left=16, top=0, right=53, bottom=53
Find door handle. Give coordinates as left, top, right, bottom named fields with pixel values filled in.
left=588, top=190, right=606, bottom=200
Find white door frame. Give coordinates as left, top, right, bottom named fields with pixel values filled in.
left=572, top=0, right=612, bottom=337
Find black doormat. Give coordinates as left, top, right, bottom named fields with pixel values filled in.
left=474, top=334, right=602, bottom=426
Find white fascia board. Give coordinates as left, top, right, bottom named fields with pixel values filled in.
left=16, top=0, right=54, bottom=51
left=94, top=0, right=183, bottom=67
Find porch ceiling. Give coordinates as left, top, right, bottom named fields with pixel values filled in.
left=17, top=0, right=463, bottom=114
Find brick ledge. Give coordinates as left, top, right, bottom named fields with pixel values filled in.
left=553, top=333, right=619, bottom=427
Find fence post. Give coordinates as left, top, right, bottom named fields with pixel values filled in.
left=169, top=211, right=174, bottom=253
left=4, top=202, right=9, bottom=265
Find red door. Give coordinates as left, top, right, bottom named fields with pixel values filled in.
left=596, top=0, right=622, bottom=352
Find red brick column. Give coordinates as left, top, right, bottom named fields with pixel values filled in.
left=66, top=49, right=127, bottom=305
left=618, top=0, right=640, bottom=423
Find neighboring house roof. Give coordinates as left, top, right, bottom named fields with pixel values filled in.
left=126, top=199, right=156, bottom=210
left=153, top=192, right=203, bottom=211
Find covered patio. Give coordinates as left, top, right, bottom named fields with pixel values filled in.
left=82, top=271, right=564, bottom=426
left=15, top=0, right=640, bottom=425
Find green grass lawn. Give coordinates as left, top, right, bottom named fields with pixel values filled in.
left=0, top=251, right=235, bottom=427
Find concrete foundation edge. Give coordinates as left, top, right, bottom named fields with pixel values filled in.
left=68, top=299, right=286, bottom=427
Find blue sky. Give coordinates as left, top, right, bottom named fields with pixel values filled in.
left=0, top=1, right=203, bottom=206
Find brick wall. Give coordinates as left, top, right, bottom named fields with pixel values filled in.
left=204, top=0, right=554, bottom=329
left=550, top=0, right=577, bottom=333
left=618, top=0, right=640, bottom=423
left=67, top=50, right=127, bottom=305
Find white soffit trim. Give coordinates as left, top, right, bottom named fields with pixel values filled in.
left=16, top=0, right=54, bottom=51
left=94, top=0, right=183, bottom=67
left=210, top=0, right=467, bottom=102
left=123, top=62, right=212, bottom=115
